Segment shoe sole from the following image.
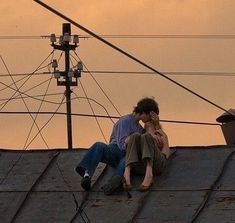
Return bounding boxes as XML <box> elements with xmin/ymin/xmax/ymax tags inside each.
<box><xmin>81</xmin><ymin>177</ymin><xmax>91</xmax><ymax>191</ymax></box>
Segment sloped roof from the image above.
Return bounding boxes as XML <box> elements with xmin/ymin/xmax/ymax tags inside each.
<box><xmin>1</xmin><ymin>146</ymin><xmax>235</xmax><ymax>223</ymax></box>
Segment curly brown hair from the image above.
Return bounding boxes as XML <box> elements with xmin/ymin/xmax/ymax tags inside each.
<box><xmin>133</xmin><ymin>97</ymin><xmax>159</xmax><ymax>115</ymax></box>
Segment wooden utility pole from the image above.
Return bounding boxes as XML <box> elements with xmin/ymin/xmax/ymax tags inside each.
<box><xmin>51</xmin><ymin>23</ymin><xmax>81</xmax><ymax>149</ymax></box>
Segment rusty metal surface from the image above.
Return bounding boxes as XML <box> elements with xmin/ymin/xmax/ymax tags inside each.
<box><xmin>0</xmin><ymin>147</ymin><xmax>235</xmax><ymax>223</ymax></box>
<box><xmin>196</xmin><ymin>191</ymin><xmax>235</xmax><ymax>223</ymax></box>
<box><xmin>155</xmin><ymin>148</ymin><xmax>233</xmax><ymax>191</ymax></box>
<box><xmin>136</xmin><ymin>191</ymin><xmax>206</xmax><ymax>223</ymax></box>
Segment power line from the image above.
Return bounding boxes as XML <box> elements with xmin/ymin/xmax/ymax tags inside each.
<box><xmin>78</xmin><ymin>80</ymin><xmax>108</xmax><ymax>143</ymax></box>
<box><xmin>34</xmin><ymin>0</ymin><xmax>234</xmax><ymax>118</ymax></box>
<box><xmin>0</xmin><ymin>92</ymin><xmax>63</xmax><ymax>103</ymax></box>
<box><xmin>2</xmin><ymin>34</ymin><xmax>235</xmax><ymax>40</ymax></box>
<box><xmin>0</xmin><ymin>71</ymin><xmax>52</xmax><ymax>77</ymax></box>
<box><xmin>23</xmin><ymin>52</ymin><xmax>55</xmax><ymax>149</ymax></box>
<box><xmin>0</xmin><ymin>55</ymin><xmax>49</xmax><ymax>149</ymax></box>
<box><xmin>2</xmin><ymin>70</ymin><xmax>235</xmax><ymax>77</ymax></box>
<box><xmin>73</xmin><ymin>52</ymin><xmax>122</xmax><ymax>116</ymax></box>
<box><xmin>82</xmin><ymin>70</ymin><xmax>235</xmax><ymax>77</ymax></box>
<box><xmin>0</xmin><ymin>78</ymin><xmax>61</xmax><ymax>106</ymax></box>
<box><xmin>0</xmin><ymin>50</ymin><xmax>55</xmax><ymax>110</ymax></box>
<box><xmin>24</xmin><ymin>96</ymin><xmax>65</xmax><ymax>149</ymax></box>
<box><xmin>0</xmin><ymin>111</ymin><xmax>220</xmax><ymax>126</ymax></box>
<box><xmin>0</xmin><ymin>70</ymin><xmax>234</xmax><ymax>77</ymax></box>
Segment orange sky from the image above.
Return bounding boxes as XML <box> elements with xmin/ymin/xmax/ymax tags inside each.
<box><xmin>1</xmin><ymin>0</ymin><xmax>235</xmax><ymax>149</ymax></box>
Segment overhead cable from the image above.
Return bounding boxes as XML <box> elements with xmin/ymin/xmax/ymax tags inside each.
<box><xmin>0</xmin><ymin>55</ymin><xmax>49</xmax><ymax>149</ymax></box>
<box><xmin>2</xmin><ymin>70</ymin><xmax>235</xmax><ymax>77</ymax></box>
<box><xmin>24</xmin><ymin>95</ymin><xmax>65</xmax><ymax>149</ymax></box>
<box><xmin>0</xmin><ymin>111</ymin><xmax>220</xmax><ymax>126</ymax></box>
<box><xmin>0</xmin><ymin>50</ymin><xmax>55</xmax><ymax>110</ymax></box>
<box><xmin>2</xmin><ymin>34</ymin><xmax>235</xmax><ymax>40</ymax></box>
<box><xmin>33</xmin><ymin>0</ymin><xmax>235</xmax><ymax>117</ymax></box>
<box><xmin>23</xmin><ymin>51</ymin><xmax>55</xmax><ymax>149</ymax></box>
<box><xmin>73</xmin><ymin>52</ymin><xmax>122</xmax><ymax>117</ymax></box>
<box><xmin>82</xmin><ymin>70</ymin><xmax>235</xmax><ymax>77</ymax></box>
<box><xmin>77</xmin><ymin>81</ymin><xmax>108</xmax><ymax>143</ymax></box>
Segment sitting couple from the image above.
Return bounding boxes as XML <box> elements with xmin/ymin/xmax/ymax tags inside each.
<box><xmin>75</xmin><ymin>97</ymin><xmax>170</xmax><ymax>194</ymax></box>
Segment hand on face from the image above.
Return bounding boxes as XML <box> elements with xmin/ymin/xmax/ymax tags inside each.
<box><xmin>150</xmin><ymin>111</ymin><xmax>160</xmax><ymax>126</ymax></box>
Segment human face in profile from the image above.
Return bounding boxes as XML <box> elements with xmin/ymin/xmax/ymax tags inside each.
<box><xmin>140</xmin><ymin>112</ymin><xmax>151</xmax><ymax>123</ymax></box>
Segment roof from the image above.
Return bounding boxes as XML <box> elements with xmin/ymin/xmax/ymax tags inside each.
<box><xmin>1</xmin><ymin>146</ymin><xmax>235</xmax><ymax>223</ymax></box>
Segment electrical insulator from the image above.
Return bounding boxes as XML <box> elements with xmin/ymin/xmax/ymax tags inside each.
<box><xmin>52</xmin><ymin>59</ymin><xmax>58</xmax><ymax>68</ymax></box>
<box><xmin>74</xmin><ymin>70</ymin><xmax>81</xmax><ymax>78</ymax></box>
<box><xmin>63</xmin><ymin>33</ymin><xmax>71</xmax><ymax>42</ymax></box>
<box><xmin>59</xmin><ymin>36</ymin><xmax>63</xmax><ymax>44</ymax></box>
<box><xmin>68</xmin><ymin>69</ymin><xmax>74</xmax><ymax>78</ymax></box>
<box><xmin>77</xmin><ymin>61</ymin><xmax>83</xmax><ymax>71</ymax></box>
<box><xmin>50</xmin><ymin>34</ymin><xmax>56</xmax><ymax>43</ymax></box>
<box><xmin>73</xmin><ymin>35</ymin><xmax>79</xmax><ymax>44</ymax></box>
<box><xmin>54</xmin><ymin>70</ymin><xmax>61</xmax><ymax>79</ymax></box>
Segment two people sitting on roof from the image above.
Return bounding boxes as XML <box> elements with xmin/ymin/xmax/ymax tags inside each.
<box><xmin>75</xmin><ymin>97</ymin><xmax>170</xmax><ymax>194</ymax></box>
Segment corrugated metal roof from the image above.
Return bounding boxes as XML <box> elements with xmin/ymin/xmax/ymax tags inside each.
<box><xmin>0</xmin><ymin>146</ymin><xmax>235</xmax><ymax>223</ymax></box>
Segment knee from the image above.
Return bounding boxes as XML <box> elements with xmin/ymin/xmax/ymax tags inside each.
<box><xmin>91</xmin><ymin>142</ymin><xmax>107</xmax><ymax>152</ymax></box>
<box><xmin>130</xmin><ymin>133</ymin><xmax>141</xmax><ymax>140</ymax></box>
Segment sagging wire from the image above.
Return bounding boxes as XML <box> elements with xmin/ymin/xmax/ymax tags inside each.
<box><xmin>23</xmin><ymin>51</ymin><xmax>55</xmax><ymax>149</ymax></box>
<box><xmin>0</xmin><ymin>55</ymin><xmax>49</xmax><ymax>149</ymax></box>
<box><xmin>0</xmin><ymin>54</ymin><xmax>81</xmax><ymax>222</ymax></box>
<box><xmin>72</xmin><ymin>95</ymin><xmax>115</xmax><ymax>124</ymax></box>
<box><xmin>73</xmin><ymin>51</ymin><xmax>122</xmax><ymax>117</ymax></box>
<box><xmin>0</xmin><ymin>71</ymin><xmax>52</xmax><ymax>77</ymax></box>
<box><xmin>0</xmin><ymin>98</ymin><xmax>64</xmax><ymax>189</ymax></box>
<box><xmin>3</xmin><ymin>70</ymin><xmax>235</xmax><ymax>78</ymax></box>
<box><xmin>0</xmin><ymin>73</ymin><xmax>51</xmax><ymax>99</ymax></box>
<box><xmin>74</xmin><ymin>84</ymin><xmax>107</xmax><ymax>143</ymax></box>
<box><xmin>0</xmin><ymin>78</ymin><xmax>63</xmax><ymax>106</ymax></box>
<box><xmin>24</xmin><ymin>95</ymin><xmax>65</xmax><ymax>149</ymax></box>
<box><xmin>0</xmin><ymin>110</ymin><xmax>221</xmax><ymax>126</ymax></box>
<box><xmin>0</xmin><ymin>50</ymin><xmax>55</xmax><ymax>111</ymax></box>
<box><xmin>33</xmin><ymin>0</ymin><xmax>235</xmax><ymax>118</ymax></box>
<box><xmin>0</xmin><ymin>51</ymin><xmax>58</xmax><ymax>186</ymax></box>
<box><xmin>0</xmin><ymin>52</ymin><xmax>64</xmax><ymax>107</ymax></box>
<box><xmin>3</xmin><ymin>34</ymin><xmax>235</xmax><ymax>40</ymax></box>
<box><xmin>0</xmin><ymin>92</ymin><xmax>63</xmax><ymax>103</ymax></box>
<box><xmin>70</xmin><ymin>56</ymin><xmax>109</xmax><ymax>142</ymax></box>
<box><xmin>82</xmin><ymin>70</ymin><xmax>235</xmax><ymax>77</ymax></box>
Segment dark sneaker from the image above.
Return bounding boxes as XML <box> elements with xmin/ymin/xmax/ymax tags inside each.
<box><xmin>102</xmin><ymin>175</ymin><xmax>122</xmax><ymax>195</ymax></box>
<box><xmin>81</xmin><ymin>176</ymin><xmax>91</xmax><ymax>191</ymax></box>
<box><xmin>75</xmin><ymin>166</ymin><xmax>86</xmax><ymax>177</ymax></box>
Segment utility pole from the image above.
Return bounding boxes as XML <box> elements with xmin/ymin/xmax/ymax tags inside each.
<box><xmin>50</xmin><ymin>23</ymin><xmax>83</xmax><ymax>149</ymax></box>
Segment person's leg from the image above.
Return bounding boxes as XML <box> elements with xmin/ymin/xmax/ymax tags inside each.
<box><xmin>125</xmin><ymin>133</ymin><xmax>141</xmax><ymax>166</ymax></box>
<box><xmin>76</xmin><ymin>142</ymin><xmax>123</xmax><ymax>191</ymax></box>
<box><xmin>77</xmin><ymin>142</ymin><xmax>124</xmax><ymax>176</ymax></box>
<box><xmin>140</xmin><ymin>133</ymin><xmax>155</xmax><ymax>166</ymax></box>
<box><xmin>123</xmin><ymin>165</ymin><xmax>131</xmax><ymax>186</ymax></box>
<box><xmin>76</xmin><ymin>142</ymin><xmax>109</xmax><ymax>177</ymax></box>
<box><xmin>141</xmin><ymin>133</ymin><xmax>167</xmax><ymax>175</ymax></box>
<box><xmin>114</xmin><ymin>156</ymin><xmax>125</xmax><ymax>177</ymax></box>
<box><xmin>140</xmin><ymin>161</ymin><xmax>153</xmax><ymax>191</ymax></box>
<box><xmin>139</xmin><ymin>133</ymin><xmax>155</xmax><ymax>191</ymax></box>
<box><xmin>123</xmin><ymin>133</ymin><xmax>141</xmax><ymax>186</ymax></box>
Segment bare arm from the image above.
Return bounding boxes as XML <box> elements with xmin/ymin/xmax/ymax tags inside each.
<box><xmin>155</xmin><ymin>129</ymin><xmax>170</xmax><ymax>159</ymax></box>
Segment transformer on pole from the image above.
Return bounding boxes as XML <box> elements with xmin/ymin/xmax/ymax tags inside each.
<box><xmin>50</xmin><ymin>23</ymin><xmax>83</xmax><ymax>149</ymax></box>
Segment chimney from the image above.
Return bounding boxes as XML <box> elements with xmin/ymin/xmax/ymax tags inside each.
<box><xmin>216</xmin><ymin>108</ymin><xmax>235</xmax><ymax>145</ymax></box>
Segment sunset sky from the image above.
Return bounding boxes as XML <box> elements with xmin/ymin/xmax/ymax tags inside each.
<box><xmin>0</xmin><ymin>0</ymin><xmax>235</xmax><ymax>149</ymax></box>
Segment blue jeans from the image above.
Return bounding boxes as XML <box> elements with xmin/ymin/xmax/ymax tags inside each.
<box><xmin>78</xmin><ymin>142</ymin><xmax>125</xmax><ymax>178</ymax></box>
